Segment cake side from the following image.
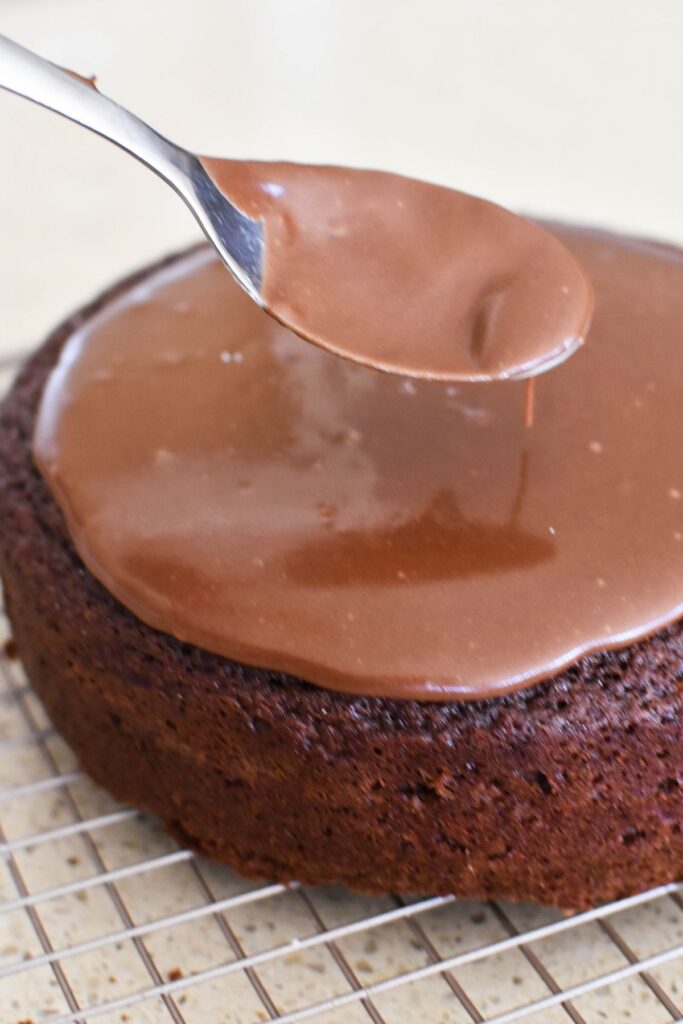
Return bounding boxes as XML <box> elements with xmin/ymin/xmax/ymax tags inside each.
<box><xmin>0</xmin><ymin>247</ymin><xmax>681</xmax><ymax>909</ymax></box>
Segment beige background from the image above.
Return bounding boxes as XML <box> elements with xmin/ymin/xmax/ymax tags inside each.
<box><xmin>0</xmin><ymin>0</ymin><xmax>682</xmax><ymax>358</ymax></box>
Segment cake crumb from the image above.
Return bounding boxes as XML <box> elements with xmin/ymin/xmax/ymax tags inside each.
<box><xmin>168</xmin><ymin>967</ymin><xmax>184</xmax><ymax>981</ymax></box>
<box><xmin>428</xmin><ymin>769</ymin><xmax>452</xmax><ymax>797</ymax></box>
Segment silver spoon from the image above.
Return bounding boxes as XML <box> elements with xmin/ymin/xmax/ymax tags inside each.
<box><xmin>0</xmin><ymin>33</ymin><xmax>264</xmax><ymax>301</ymax></box>
<box><xmin>0</xmin><ymin>34</ymin><xmax>592</xmax><ymax>395</ymax></box>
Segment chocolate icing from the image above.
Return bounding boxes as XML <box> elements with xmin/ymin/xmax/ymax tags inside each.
<box><xmin>34</xmin><ymin>226</ymin><xmax>683</xmax><ymax>701</ymax></box>
<box><xmin>60</xmin><ymin>66</ymin><xmax>98</xmax><ymax>90</ymax></box>
<box><xmin>201</xmin><ymin>160</ymin><xmax>594</xmax><ymax>381</ymax></box>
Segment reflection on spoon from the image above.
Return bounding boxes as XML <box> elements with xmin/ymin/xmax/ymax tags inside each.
<box><xmin>202</xmin><ymin>158</ymin><xmax>594</xmax><ymax>383</ymax></box>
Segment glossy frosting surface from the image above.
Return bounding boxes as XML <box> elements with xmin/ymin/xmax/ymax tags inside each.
<box><xmin>34</xmin><ymin>227</ymin><xmax>683</xmax><ymax>700</ymax></box>
<box><xmin>202</xmin><ymin>159</ymin><xmax>593</xmax><ymax>381</ymax></box>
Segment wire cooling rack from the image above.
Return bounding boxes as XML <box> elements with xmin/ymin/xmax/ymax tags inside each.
<box><xmin>0</xmin><ymin>354</ymin><xmax>682</xmax><ymax>1024</ymax></box>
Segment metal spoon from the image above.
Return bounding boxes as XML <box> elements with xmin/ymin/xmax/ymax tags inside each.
<box><xmin>0</xmin><ymin>33</ymin><xmax>264</xmax><ymax>301</ymax></box>
<box><xmin>0</xmin><ymin>34</ymin><xmax>592</xmax><ymax>392</ymax></box>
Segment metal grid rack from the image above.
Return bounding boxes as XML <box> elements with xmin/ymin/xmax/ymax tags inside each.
<box><xmin>0</xmin><ymin>352</ymin><xmax>682</xmax><ymax>1024</ymax></box>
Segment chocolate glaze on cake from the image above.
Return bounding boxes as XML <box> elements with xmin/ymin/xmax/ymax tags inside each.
<box><xmin>33</xmin><ymin>226</ymin><xmax>683</xmax><ymax>700</ymax></box>
<box><xmin>0</xmin><ymin>239</ymin><xmax>682</xmax><ymax>908</ymax></box>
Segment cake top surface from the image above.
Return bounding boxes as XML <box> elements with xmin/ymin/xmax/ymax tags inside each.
<box><xmin>33</xmin><ymin>225</ymin><xmax>683</xmax><ymax>700</ymax></box>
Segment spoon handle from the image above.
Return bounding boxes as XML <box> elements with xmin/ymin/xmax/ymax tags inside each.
<box><xmin>0</xmin><ymin>33</ymin><xmax>192</xmax><ymax>187</ymax></box>
<box><xmin>0</xmin><ymin>34</ymin><xmax>263</xmax><ymax>295</ymax></box>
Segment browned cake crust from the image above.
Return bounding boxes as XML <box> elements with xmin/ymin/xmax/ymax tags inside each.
<box><xmin>0</xmin><ymin>248</ymin><xmax>681</xmax><ymax>909</ymax></box>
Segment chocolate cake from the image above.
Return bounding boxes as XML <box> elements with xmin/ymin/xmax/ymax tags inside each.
<box><xmin>0</xmin><ymin>232</ymin><xmax>682</xmax><ymax>910</ymax></box>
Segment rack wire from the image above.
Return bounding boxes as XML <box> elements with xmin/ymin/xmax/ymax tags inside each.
<box><xmin>0</xmin><ymin>352</ymin><xmax>682</xmax><ymax>1024</ymax></box>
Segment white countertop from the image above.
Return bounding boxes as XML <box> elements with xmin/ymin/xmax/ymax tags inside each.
<box><xmin>0</xmin><ymin>0</ymin><xmax>682</xmax><ymax>357</ymax></box>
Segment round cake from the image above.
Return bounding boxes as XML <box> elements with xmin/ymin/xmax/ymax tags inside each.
<box><xmin>0</xmin><ymin>228</ymin><xmax>681</xmax><ymax>910</ymax></box>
